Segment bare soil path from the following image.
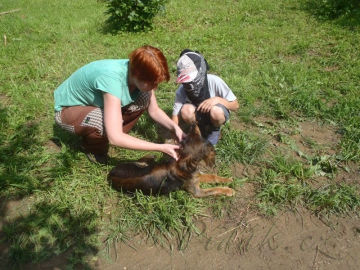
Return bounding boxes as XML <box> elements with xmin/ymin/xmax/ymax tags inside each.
<box><xmin>96</xmin><ymin>208</ymin><xmax>360</xmax><ymax>270</ymax></box>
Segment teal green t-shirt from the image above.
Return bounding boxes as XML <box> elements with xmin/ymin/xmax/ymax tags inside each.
<box><xmin>54</xmin><ymin>59</ymin><xmax>138</xmax><ymax>111</ymax></box>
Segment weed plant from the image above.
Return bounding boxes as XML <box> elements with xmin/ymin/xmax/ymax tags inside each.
<box><xmin>0</xmin><ymin>0</ymin><xmax>359</xmax><ymax>267</ymax></box>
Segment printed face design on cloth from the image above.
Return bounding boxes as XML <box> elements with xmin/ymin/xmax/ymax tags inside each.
<box><xmin>176</xmin><ymin>52</ymin><xmax>208</xmax><ymax>97</ymax></box>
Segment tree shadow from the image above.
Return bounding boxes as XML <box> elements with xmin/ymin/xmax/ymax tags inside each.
<box><xmin>0</xmin><ymin>113</ymin><xmax>82</xmax><ymax>200</ymax></box>
<box><xmin>0</xmin><ymin>113</ymin><xmax>52</xmax><ymax>200</ymax></box>
<box><xmin>301</xmin><ymin>0</ymin><xmax>360</xmax><ymax>29</ymax></box>
<box><xmin>0</xmin><ymin>105</ymin><xmax>100</xmax><ymax>268</ymax></box>
<box><xmin>1</xmin><ymin>201</ymin><xmax>98</xmax><ymax>269</ymax></box>
<box><xmin>100</xmin><ymin>20</ymin><xmax>127</xmax><ymax>35</ymax></box>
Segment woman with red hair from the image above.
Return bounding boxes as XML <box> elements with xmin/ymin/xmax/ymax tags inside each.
<box><xmin>54</xmin><ymin>45</ymin><xmax>184</xmax><ymax>164</ymax></box>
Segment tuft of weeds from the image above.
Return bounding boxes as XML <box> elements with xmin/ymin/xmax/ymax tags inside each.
<box><xmin>256</xmin><ymin>165</ymin><xmax>307</xmax><ymax>215</ymax></box>
<box><xmin>269</xmin><ymin>155</ymin><xmax>315</xmax><ymax>180</ymax></box>
<box><xmin>306</xmin><ymin>184</ymin><xmax>360</xmax><ymax>215</ymax></box>
<box><xmin>216</xmin><ymin>124</ymin><xmax>268</xmax><ymax>165</ymax></box>
<box><xmin>255</xmin><ymin>155</ymin><xmax>360</xmax><ymax>216</ymax></box>
<box><xmin>105</xmin><ymin>191</ymin><xmax>204</xmax><ymax>250</ymax></box>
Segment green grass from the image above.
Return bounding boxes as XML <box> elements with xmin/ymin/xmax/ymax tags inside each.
<box><xmin>0</xmin><ymin>0</ymin><xmax>359</xmax><ymax>268</ymax></box>
<box><xmin>255</xmin><ymin>154</ymin><xmax>359</xmax><ymax>215</ymax></box>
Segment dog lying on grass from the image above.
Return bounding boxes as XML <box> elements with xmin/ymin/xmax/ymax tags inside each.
<box><xmin>108</xmin><ymin>124</ymin><xmax>235</xmax><ymax>197</ymax></box>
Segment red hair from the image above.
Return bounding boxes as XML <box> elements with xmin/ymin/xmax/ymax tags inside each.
<box><xmin>129</xmin><ymin>45</ymin><xmax>170</xmax><ymax>85</ymax></box>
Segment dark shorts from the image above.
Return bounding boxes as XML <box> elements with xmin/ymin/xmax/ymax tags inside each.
<box><xmin>194</xmin><ymin>103</ymin><xmax>230</xmax><ymax>138</ymax></box>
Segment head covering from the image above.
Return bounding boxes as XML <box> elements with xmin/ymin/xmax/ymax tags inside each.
<box><xmin>176</xmin><ymin>49</ymin><xmax>215</xmax><ymax>138</ymax></box>
<box><xmin>176</xmin><ymin>54</ymin><xmax>198</xmax><ymax>84</ymax></box>
<box><xmin>176</xmin><ymin>49</ymin><xmax>210</xmax><ymax>106</ymax></box>
<box><xmin>176</xmin><ymin>50</ymin><xmax>209</xmax><ymax>83</ymax></box>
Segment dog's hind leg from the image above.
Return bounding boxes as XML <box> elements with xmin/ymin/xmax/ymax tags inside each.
<box><xmin>185</xmin><ymin>181</ymin><xmax>235</xmax><ymax>197</ymax></box>
<box><xmin>190</xmin><ymin>186</ymin><xmax>235</xmax><ymax>197</ymax></box>
<box><xmin>196</xmin><ymin>173</ymin><xmax>233</xmax><ymax>184</ymax></box>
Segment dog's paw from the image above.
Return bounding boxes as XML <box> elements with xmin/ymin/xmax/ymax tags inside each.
<box><xmin>224</xmin><ymin>187</ymin><xmax>235</xmax><ymax>196</ymax></box>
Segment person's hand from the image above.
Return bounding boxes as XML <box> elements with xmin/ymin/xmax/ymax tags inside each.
<box><xmin>173</xmin><ymin>125</ymin><xmax>186</xmax><ymax>142</ymax></box>
<box><xmin>197</xmin><ymin>97</ymin><xmax>220</xmax><ymax>113</ymax></box>
<box><xmin>160</xmin><ymin>143</ymin><xmax>180</xmax><ymax>160</ymax></box>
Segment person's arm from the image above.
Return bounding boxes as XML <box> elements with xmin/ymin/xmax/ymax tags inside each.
<box><xmin>198</xmin><ymin>75</ymin><xmax>239</xmax><ymax>113</ymax></box>
<box><xmin>172</xmin><ymin>115</ymin><xmax>179</xmax><ymax>125</ymax></box>
<box><xmin>103</xmin><ymin>92</ymin><xmax>180</xmax><ymax>159</ymax></box>
<box><xmin>197</xmin><ymin>97</ymin><xmax>239</xmax><ymax>113</ymax></box>
<box><xmin>147</xmin><ymin>90</ymin><xmax>184</xmax><ymax>141</ymax></box>
<box><xmin>171</xmin><ymin>87</ymin><xmax>185</xmax><ymax>126</ymax></box>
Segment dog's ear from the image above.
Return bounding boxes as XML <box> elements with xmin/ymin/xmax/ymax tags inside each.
<box><xmin>189</xmin><ymin>123</ymin><xmax>201</xmax><ymax>137</ymax></box>
<box><xmin>194</xmin><ymin>124</ymin><xmax>202</xmax><ymax>136</ymax></box>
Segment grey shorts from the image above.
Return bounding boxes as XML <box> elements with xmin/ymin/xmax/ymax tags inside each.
<box><xmin>187</xmin><ymin>103</ymin><xmax>230</xmax><ymax>123</ymax></box>
<box><xmin>215</xmin><ymin>103</ymin><xmax>230</xmax><ymax>122</ymax></box>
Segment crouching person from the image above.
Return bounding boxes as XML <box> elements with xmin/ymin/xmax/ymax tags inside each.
<box><xmin>54</xmin><ymin>45</ymin><xmax>184</xmax><ymax>164</ymax></box>
<box><xmin>172</xmin><ymin>49</ymin><xmax>239</xmax><ymax>145</ymax></box>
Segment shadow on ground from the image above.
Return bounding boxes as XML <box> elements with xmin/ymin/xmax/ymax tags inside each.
<box><xmin>0</xmin><ymin>105</ymin><xmax>100</xmax><ymax>269</ymax></box>
<box><xmin>301</xmin><ymin>0</ymin><xmax>360</xmax><ymax>29</ymax></box>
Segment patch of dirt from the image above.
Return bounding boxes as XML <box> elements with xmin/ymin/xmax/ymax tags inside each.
<box><xmin>231</xmin><ymin>163</ymin><xmax>260</xmax><ymax>179</ymax></box>
<box><xmin>0</xmin><ymin>93</ymin><xmax>10</xmax><ymax>104</ymax></box>
<box><xmin>0</xmin><ymin>197</ymin><xmax>34</xmax><ymax>231</ymax></box>
<box><xmin>45</xmin><ymin>139</ymin><xmax>62</xmax><ymax>153</ymax></box>
<box><xmin>91</xmin><ymin>209</ymin><xmax>360</xmax><ymax>270</ymax></box>
<box><xmin>334</xmin><ymin>161</ymin><xmax>360</xmax><ymax>185</ymax></box>
<box><xmin>233</xmin><ymin>117</ymin><xmax>343</xmax><ymax>163</ymax></box>
<box><xmin>324</xmin><ymin>66</ymin><xmax>339</xmax><ymax>72</ymax></box>
<box><xmin>292</xmin><ymin>120</ymin><xmax>340</xmax><ymax>156</ymax></box>
<box><xmin>283</xmin><ymin>54</ymin><xmax>300</xmax><ymax>63</ymax></box>
<box><xmin>0</xmin><ymin>197</ymin><xmax>35</xmax><ymax>267</ymax></box>
<box><xmin>231</xmin><ymin>118</ymin><xmax>250</xmax><ymax>131</ymax></box>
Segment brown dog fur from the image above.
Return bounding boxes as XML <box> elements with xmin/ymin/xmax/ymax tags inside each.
<box><xmin>108</xmin><ymin>124</ymin><xmax>235</xmax><ymax>198</ymax></box>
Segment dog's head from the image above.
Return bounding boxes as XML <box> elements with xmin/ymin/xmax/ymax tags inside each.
<box><xmin>177</xmin><ymin>124</ymin><xmax>215</xmax><ymax>170</ymax></box>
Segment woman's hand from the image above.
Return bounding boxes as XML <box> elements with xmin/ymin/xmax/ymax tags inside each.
<box><xmin>173</xmin><ymin>124</ymin><xmax>186</xmax><ymax>142</ymax></box>
<box><xmin>159</xmin><ymin>143</ymin><xmax>180</xmax><ymax>160</ymax></box>
<box><xmin>148</xmin><ymin>90</ymin><xmax>186</xmax><ymax>142</ymax></box>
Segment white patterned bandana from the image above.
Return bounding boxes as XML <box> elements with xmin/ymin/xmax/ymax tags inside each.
<box><xmin>176</xmin><ymin>50</ymin><xmax>209</xmax><ymax>106</ymax></box>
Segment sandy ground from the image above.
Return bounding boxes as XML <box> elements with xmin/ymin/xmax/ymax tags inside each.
<box><xmin>2</xmin><ymin>198</ymin><xmax>359</xmax><ymax>270</ymax></box>
<box><xmin>95</xmin><ymin>207</ymin><xmax>360</xmax><ymax>270</ymax></box>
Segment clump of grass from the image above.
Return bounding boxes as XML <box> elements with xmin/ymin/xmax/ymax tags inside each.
<box><xmin>256</xmin><ymin>164</ymin><xmax>307</xmax><ymax>215</ymax></box>
<box><xmin>306</xmin><ymin>184</ymin><xmax>360</xmax><ymax>215</ymax></box>
<box><xmin>327</xmin><ymin>96</ymin><xmax>360</xmax><ymax>162</ymax></box>
<box><xmin>105</xmin><ymin>191</ymin><xmax>204</xmax><ymax>250</ymax></box>
<box><xmin>257</xmin><ymin>180</ymin><xmax>305</xmax><ymax>215</ymax></box>
<box><xmin>255</xmin><ymin>155</ymin><xmax>360</xmax><ymax>216</ymax></box>
<box><xmin>216</xmin><ymin>125</ymin><xmax>268</xmax><ymax>165</ymax></box>
<box><xmin>269</xmin><ymin>155</ymin><xmax>315</xmax><ymax>180</ymax></box>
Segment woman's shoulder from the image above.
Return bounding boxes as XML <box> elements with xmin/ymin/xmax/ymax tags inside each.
<box><xmin>88</xmin><ymin>59</ymin><xmax>129</xmax><ymax>70</ymax></box>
